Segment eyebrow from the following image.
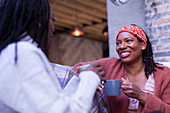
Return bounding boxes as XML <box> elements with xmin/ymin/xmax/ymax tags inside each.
<box><xmin>117</xmin><ymin>37</ymin><xmax>133</xmax><ymax>40</ymax></box>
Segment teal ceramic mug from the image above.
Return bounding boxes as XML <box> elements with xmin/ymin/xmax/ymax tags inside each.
<box><xmin>79</xmin><ymin>64</ymin><xmax>90</xmax><ymax>70</ymax></box>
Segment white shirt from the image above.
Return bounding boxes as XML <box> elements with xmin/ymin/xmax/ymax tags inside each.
<box><xmin>127</xmin><ymin>73</ymin><xmax>155</xmax><ymax>113</ymax></box>
<box><xmin>0</xmin><ymin>35</ymin><xmax>100</xmax><ymax>113</ymax></box>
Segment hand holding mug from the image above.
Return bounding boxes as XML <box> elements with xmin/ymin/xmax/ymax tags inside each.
<box><xmin>121</xmin><ymin>78</ymin><xmax>147</xmax><ymax>104</ymax></box>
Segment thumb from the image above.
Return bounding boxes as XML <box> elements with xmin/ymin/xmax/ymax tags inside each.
<box><xmin>77</xmin><ymin>67</ymin><xmax>83</xmax><ymax>74</ymax></box>
<box><xmin>121</xmin><ymin>78</ymin><xmax>127</xmax><ymax>82</ymax></box>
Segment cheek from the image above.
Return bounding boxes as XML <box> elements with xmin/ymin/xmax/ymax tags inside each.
<box><xmin>116</xmin><ymin>47</ymin><xmax>119</xmax><ymax>53</ymax></box>
<box><xmin>49</xmin><ymin>21</ymin><xmax>53</xmax><ymax>30</ymax></box>
<box><xmin>48</xmin><ymin>21</ymin><xmax>54</xmax><ymax>35</ymax></box>
<box><xmin>133</xmin><ymin>46</ymin><xmax>143</xmax><ymax>56</ymax></box>
<box><xmin>134</xmin><ymin>43</ymin><xmax>142</xmax><ymax>50</ymax></box>
<box><xmin>50</xmin><ymin>20</ymin><xmax>54</xmax><ymax>30</ymax></box>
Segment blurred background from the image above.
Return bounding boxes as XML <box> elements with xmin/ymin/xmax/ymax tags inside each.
<box><xmin>49</xmin><ymin>0</ymin><xmax>170</xmax><ymax>66</ymax></box>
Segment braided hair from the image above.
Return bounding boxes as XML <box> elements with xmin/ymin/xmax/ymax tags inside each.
<box><xmin>131</xmin><ymin>24</ymin><xmax>163</xmax><ymax>78</ymax></box>
<box><xmin>0</xmin><ymin>0</ymin><xmax>50</xmax><ymax>58</ymax></box>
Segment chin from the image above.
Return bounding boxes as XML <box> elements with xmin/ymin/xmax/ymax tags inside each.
<box><xmin>120</xmin><ymin>58</ymin><xmax>131</xmax><ymax>64</ymax></box>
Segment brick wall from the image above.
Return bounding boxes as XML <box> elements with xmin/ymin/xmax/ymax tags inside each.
<box><xmin>145</xmin><ymin>0</ymin><xmax>170</xmax><ymax>62</ymax></box>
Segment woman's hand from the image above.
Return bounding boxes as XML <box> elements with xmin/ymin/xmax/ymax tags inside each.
<box><xmin>77</xmin><ymin>62</ymin><xmax>106</xmax><ymax>83</ymax></box>
<box><xmin>121</xmin><ymin>78</ymin><xmax>147</xmax><ymax>104</ymax></box>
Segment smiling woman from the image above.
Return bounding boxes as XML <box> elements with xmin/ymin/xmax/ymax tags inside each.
<box><xmin>116</xmin><ymin>32</ymin><xmax>146</xmax><ymax>64</ymax></box>
<box><xmin>72</xmin><ymin>24</ymin><xmax>170</xmax><ymax>113</ymax></box>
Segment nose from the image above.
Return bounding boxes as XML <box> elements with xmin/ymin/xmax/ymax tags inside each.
<box><xmin>119</xmin><ymin>42</ymin><xmax>127</xmax><ymax>49</ymax></box>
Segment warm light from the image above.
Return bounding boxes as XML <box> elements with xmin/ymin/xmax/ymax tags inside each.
<box><xmin>71</xmin><ymin>26</ymin><xmax>84</xmax><ymax>37</ymax></box>
<box><xmin>103</xmin><ymin>31</ymin><xmax>108</xmax><ymax>36</ymax></box>
<box><xmin>102</xmin><ymin>25</ymin><xmax>108</xmax><ymax>36</ymax></box>
<box><xmin>71</xmin><ymin>2</ymin><xmax>84</xmax><ymax>37</ymax></box>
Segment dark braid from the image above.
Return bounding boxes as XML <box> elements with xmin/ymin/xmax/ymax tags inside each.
<box><xmin>0</xmin><ymin>0</ymin><xmax>50</xmax><ymax>58</ymax></box>
<box><xmin>131</xmin><ymin>24</ymin><xmax>163</xmax><ymax>79</ymax></box>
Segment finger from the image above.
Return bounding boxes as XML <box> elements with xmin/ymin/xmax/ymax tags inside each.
<box><xmin>121</xmin><ymin>84</ymin><xmax>133</xmax><ymax>91</ymax></box>
<box><xmin>121</xmin><ymin>78</ymin><xmax>129</xmax><ymax>85</ymax></box>
<box><xmin>121</xmin><ymin>78</ymin><xmax>127</xmax><ymax>82</ymax></box>
<box><xmin>121</xmin><ymin>82</ymin><xmax>129</xmax><ymax>86</ymax></box>
<box><xmin>101</xmin><ymin>77</ymin><xmax>106</xmax><ymax>82</ymax></box>
<box><xmin>99</xmin><ymin>83</ymin><xmax>104</xmax><ymax>89</ymax></box>
<box><xmin>121</xmin><ymin>85</ymin><xmax>129</xmax><ymax>89</ymax></box>
<box><xmin>123</xmin><ymin>88</ymin><xmax>133</xmax><ymax>93</ymax></box>
<box><xmin>101</xmin><ymin>80</ymin><xmax>105</xmax><ymax>85</ymax></box>
<box><xmin>99</xmin><ymin>71</ymin><xmax>105</xmax><ymax>77</ymax></box>
<box><xmin>91</xmin><ymin>61</ymin><xmax>100</xmax><ymax>67</ymax></box>
<box><xmin>97</xmin><ymin>66</ymin><xmax>102</xmax><ymax>72</ymax></box>
<box><xmin>77</xmin><ymin>67</ymin><xmax>83</xmax><ymax>73</ymax></box>
<box><xmin>100</xmin><ymin>71</ymin><xmax>105</xmax><ymax>77</ymax></box>
<box><xmin>97</xmin><ymin>86</ymin><xmax>103</xmax><ymax>92</ymax></box>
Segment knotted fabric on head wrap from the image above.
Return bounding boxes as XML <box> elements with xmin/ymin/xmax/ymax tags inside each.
<box><xmin>116</xmin><ymin>25</ymin><xmax>147</xmax><ymax>44</ymax></box>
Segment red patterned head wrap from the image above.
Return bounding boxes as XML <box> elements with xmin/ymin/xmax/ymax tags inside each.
<box><xmin>116</xmin><ymin>25</ymin><xmax>147</xmax><ymax>44</ymax></box>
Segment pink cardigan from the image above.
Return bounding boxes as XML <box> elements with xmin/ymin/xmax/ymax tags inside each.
<box><xmin>73</xmin><ymin>57</ymin><xmax>170</xmax><ymax>113</ymax></box>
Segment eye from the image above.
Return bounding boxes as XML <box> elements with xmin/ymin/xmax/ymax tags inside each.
<box><xmin>116</xmin><ymin>41</ymin><xmax>121</xmax><ymax>46</ymax></box>
<box><xmin>126</xmin><ymin>39</ymin><xmax>132</xmax><ymax>43</ymax></box>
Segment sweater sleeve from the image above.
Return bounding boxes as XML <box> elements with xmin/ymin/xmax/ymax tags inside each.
<box><xmin>72</xmin><ymin>57</ymin><xmax>112</xmax><ymax>73</ymax></box>
<box><xmin>0</xmin><ymin>42</ymin><xmax>100</xmax><ymax>113</ymax></box>
<box><xmin>141</xmin><ymin>92</ymin><xmax>170</xmax><ymax>113</ymax></box>
<box><xmin>139</xmin><ymin>67</ymin><xmax>170</xmax><ymax>113</ymax></box>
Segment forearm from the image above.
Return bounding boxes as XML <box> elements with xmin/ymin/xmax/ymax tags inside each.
<box><xmin>73</xmin><ymin>71</ymin><xmax>100</xmax><ymax>110</ymax></box>
<box><xmin>142</xmin><ymin>93</ymin><xmax>170</xmax><ymax>112</ymax></box>
<box><xmin>10</xmin><ymin>71</ymin><xmax>99</xmax><ymax>113</ymax></box>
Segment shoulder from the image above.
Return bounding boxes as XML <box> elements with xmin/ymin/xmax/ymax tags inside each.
<box><xmin>99</xmin><ymin>57</ymin><xmax>118</xmax><ymax>61</ymax></box>
<box><xmin>2</xmin><ymin>40</ymin><xmax>45</xmax><ymax>64</ymax></box>
<box><xmin>157</xmin><ymin>62</ymin><xmax>170</xmax><ymax>68</ymax></box>
<box><xmin>1</xmin><ymin>41</ymin><xmax>38</xmax><ymax>58</ymax></box>
<box><xmin>99</xmin><ymin>57</ymin><xmax>121</xmax><ymax>65</ymax></box>
<box><xmin>17</xmin><ymin>41</ymin><xmax>39</xmax><ymax>52</ymax></box>
<box><xmin>155</xmin><ymin>64</ymin><xmax>170</xmax><ymax>73</ymax></box>
<box><xmin>154</xmin><ymin>64</ymin><xmax>170</xmax><ymax>82</ymax></box>
<box><xmin>17</xmin><ymin>41</ymin><xmax>46</xmax><ymax>62</ymax></box>
<box><xmin>4</xmin><ymin>41</ymin><xmax>39</xmax><ymax>53</ymax></box>
<box><xmin>15</xmin><ymin>40</ymin><xmax>46</xmax><ymax>59</ymax></box>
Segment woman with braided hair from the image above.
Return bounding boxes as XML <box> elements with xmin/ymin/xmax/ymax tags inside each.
<box><xmin>0</xmin><ymin>0</ymin><xmax>105</xmax><ymax>113</ymax></box>
<box><xmin>73</xmin><ymin>24</ymin><xmax>170</xmax><ymax>113</ymax></box>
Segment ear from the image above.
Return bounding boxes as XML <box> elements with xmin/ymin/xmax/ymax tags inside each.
<box><xmin>141</xmin><ymin>41</ymin><xmax>147</xmax><ymax>50</ymax></box>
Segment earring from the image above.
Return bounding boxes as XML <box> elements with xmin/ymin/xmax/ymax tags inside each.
<box><xmin>143</xmin><ymin>57</ymin><xmax>146</xmax><ymax>62</ymax></box>
<box><xmin>38</xmin><ymin>23</ymin><xmax>41</xmax><ymax>27</ymax></box>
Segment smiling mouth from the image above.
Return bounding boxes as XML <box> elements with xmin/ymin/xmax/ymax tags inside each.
<box><xmin>120</xmin><ymin>52</ymin><xmax>130</xmax><ymax>57</ymax></box>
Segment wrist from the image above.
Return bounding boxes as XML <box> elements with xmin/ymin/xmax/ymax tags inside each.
<box><xmin>79</xmin><ymin>71</ymin><xmax>100</xmax><ymax>84</ymax></box>
<box><xmin>138</xmin><ymin>92</ymin><xmax>147</xmax><ymax>105</ymax></box>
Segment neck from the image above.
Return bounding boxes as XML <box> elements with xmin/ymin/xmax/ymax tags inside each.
<box><xmin>125</xmin><ymin>61</ymin><xmax>145</xmax><ymax>76</ymax></box>
<box><xmin>125</xmin><ymin>62</ymin><xmax>147</xmax><ymax>89</ymax></box>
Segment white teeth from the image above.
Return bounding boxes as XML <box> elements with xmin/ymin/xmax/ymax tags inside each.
<box><xmin>121</xmin><ymin>52</ymin><xmax>130</xmax><ymax>56</ymax></box>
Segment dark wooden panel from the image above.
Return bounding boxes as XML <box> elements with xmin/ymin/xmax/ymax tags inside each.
<box><xmin>48</xmin><ymin>33</ymin><xmax>103</xmax><ymax>66</ymax></box>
